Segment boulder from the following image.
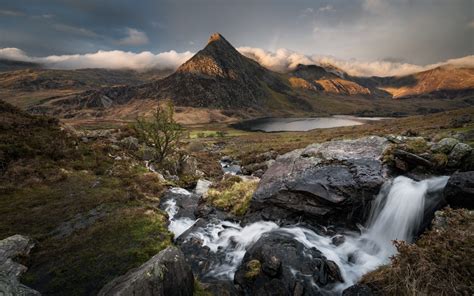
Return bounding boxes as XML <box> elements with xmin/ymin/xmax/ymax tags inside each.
<box><xmin>431</xmin><ymin>138</ymin><xmax>459</xmax><ymax>154</ymax></box>
<box><xmin>234</xmin><ymin>232</ymin><xmax>343</xmax><ymax>296</ymax></box>
<box><xmin>120</xmin><ymin>136</ymin><xmax>139</xmax><ymax>150</ymax></box>
<box><xmin>342</xmin><ymin>284</ymin><xmax>373</xmax><ymax>296</ymax></box>
<box><xmin>444</xmin><ymin>171</ymin><xmax>474</xmax><ymax>209</ymax></box>
<box><xmin>0</xmin><ymin>235</ymin><xmax>40</xmax><ymax>295</ymax></box>
<box><xmin>447</xmin><ymin>143</ymin><xmax>472</xmax><ymax>167</ymax></box>
<box><xmin>246</xmin><ymin>136</ymin><xmax>390</xmax><ymax>226</ymax></box>
<box><xmin>180</xmin><ymin>155</ymin><xmax>199</xmax><ymax>176</ymax></box>
<box><xmin>98</xmin><ymin>246</ymin><xmax>194</xmax><ymax>296</ymax></box>
<box><xmin>160</xmin><ymin>188</ymin><xmax>199</xmax><ymax>220</ymax></box>
<box><xmin>195</xmin><ymin>179</ymin><xmax>212</xmax><ymax>197</ymax></box>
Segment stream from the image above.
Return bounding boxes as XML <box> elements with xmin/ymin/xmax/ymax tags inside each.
<box><xmin>163</xmin><ymin>175</ymin><xmax>449</xmax><ymax>294</ymax></box>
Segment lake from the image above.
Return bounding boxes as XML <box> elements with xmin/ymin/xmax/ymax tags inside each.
<box><xmin>233</xmin><ymin>116</ymin><xmax>388</xmax><ymax>132</ymax></box>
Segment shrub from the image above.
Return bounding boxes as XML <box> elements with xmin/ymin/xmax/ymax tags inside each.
<box><xmin>134</xmin><ymin>101</ymin><xmax>184</xmax><ymax>163</ymax></box>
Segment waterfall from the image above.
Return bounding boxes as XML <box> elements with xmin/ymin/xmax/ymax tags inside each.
<box><xmin>363</xmin><ymin>175</ymin><xmax>449</xmax><ymax>258</ymax></box>
<box><xmin>163</xmin><ymin>176</ymin><xmax>449</xmax><ymax>293</ymax></box>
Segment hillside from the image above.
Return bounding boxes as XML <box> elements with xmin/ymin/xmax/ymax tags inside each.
<box><xmin>0</xmin><ymin>68</ymin><xmax>172</xmax><ymax>109</ymax></box>
<box><xmin>378</xmin><ymin>66</ymin><xmax>474</xmax><ymax>99</ymax></box>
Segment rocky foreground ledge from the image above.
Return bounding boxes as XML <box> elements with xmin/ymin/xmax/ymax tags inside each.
<box><xmin>0</xmin><ymin>235</ymin><xmax>40</xmax><ymax>295</ymax></box>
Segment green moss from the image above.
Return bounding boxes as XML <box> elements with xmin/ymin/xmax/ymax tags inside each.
<box><xmin>22</xmin><ymin>207</ymin><xmax>172</xmax><ymax>296</ymax></box>
<box><xmin>404</xmin><ymin>138</ymin><xmax>429</xmax><ymax>154</ymax></box>
<box><xmin>244</xmin><ymin>259</ymin><xmax>262</xmax><ymax>279</ymax></box>
<box><xmin>206</xmin><ymin>179</ymin><xmax>258</xmax><ymax>216</ymax></box>
<box><xmin>193</xmin><ymin>280</ymin><xmax>213</xmax><ymax>296</ymax></box>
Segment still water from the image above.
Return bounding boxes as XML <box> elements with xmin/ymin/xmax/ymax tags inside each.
<box><xmin>234</xmin><ymin>116</ymin><xmax>388</xmax><ymax>132</ymax></box>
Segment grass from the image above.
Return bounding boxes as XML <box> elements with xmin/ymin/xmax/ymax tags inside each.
<box><xmin>362</xmin><ymin>208</ymin><xmax>474</xmax><ymax>296</ymax></box>
<box><xmin>206</xmin><ymin>177</ymin><xmax>259</xmax><ymax>216</ymax></box>
<box><xmin>0</xmin><ymin>100</ymin><xmax>172</xmax><ymax>295</ymax></box>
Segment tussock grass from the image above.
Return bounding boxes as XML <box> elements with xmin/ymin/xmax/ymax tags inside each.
<box><xmin>362</xmin><ymin>209</ymin><xmax>474</xmax><ymax>296</ymax></box>
<box><xmin>206</xmin><ymin>177</ymin><xmax>259</xmax><ymax>216</ymax></box>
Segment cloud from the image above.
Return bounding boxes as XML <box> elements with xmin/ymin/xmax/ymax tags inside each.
<box><xmin>363</xmin><ymin>0</ymin><xmax>389</xmax><ymax>14</ymax></box>
<box><xmin>1</xmin><ymin>46</ymin><xmax>472</xmax><ymax>77</ymax></box>
<box><xmin>0</xmin><ymin>48</ymin><xmax>194</xmax><ymax>71</ymax></box>
<box><xmin>237</xmin><ymin>47</ymin><xmax>474</xmax><ymax>77</ymax></box>
<box><xmin>468</xmin><ymin>20</ymin><xmax>474</xmax><ymax>29</ymax></box>
<box><xmin>0</xmin><ymin>9</ymin><xmax>25</xmax><ymax>17</ymax></box>
<box><xmin>319</xmin><ymin>5</ymin><xmax>334</xmax><ymax>12</ymax></box>
<box><xmin>117</xmin><ymin>28</ymin><xmax>149</xmax><ymax>46</ymax></box>
<box><xmin>53</xmin><ymin>24</ymin><xmax>100</xmax><ymax>38</ymax></box>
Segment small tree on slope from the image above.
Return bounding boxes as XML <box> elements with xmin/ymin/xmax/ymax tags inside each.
<box><xmin>134</xmin><ymin>101</ymin><xmax>184</xmax><ymax>164</ymax></box>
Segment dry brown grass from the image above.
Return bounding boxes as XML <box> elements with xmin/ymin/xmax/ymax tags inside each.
<box><xmin>362</xmin><ymin>209</ymin><xmax>474</xmax><ymax>296</ymax></box>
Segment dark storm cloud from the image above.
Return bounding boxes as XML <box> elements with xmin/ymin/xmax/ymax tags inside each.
<box><xmin>0</xmin><ymin>0</ymin><xmax>472</xmax><ymax>65</ymax></box>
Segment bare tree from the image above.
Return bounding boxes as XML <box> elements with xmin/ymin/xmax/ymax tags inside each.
<box><xmin>134</xmin><ymin>101</ymin><xmax>184</xmax><ymax>163</ymax></box>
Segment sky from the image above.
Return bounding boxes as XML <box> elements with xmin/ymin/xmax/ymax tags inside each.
<box><xmin>0</xmin><ymin>0</ymin><xmax>473</xmax><ymax>76</ymax></box>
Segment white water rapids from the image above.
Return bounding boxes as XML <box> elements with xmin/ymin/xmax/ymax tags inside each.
<box><xmin>164</xmin><ymin>175</ymin><xmax>449</xmax><ymax>293</ymax></box>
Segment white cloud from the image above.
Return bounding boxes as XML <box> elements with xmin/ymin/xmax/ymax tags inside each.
<box><xmin>319</xmin><ymin>5</ymin><xmax>334</xmax><ymax>12</ymax></box>
<box><xmin>237</xmin><ymin>47</ymin><xmax>474</xmax><ymax>77</ymax></box>
<box><xmin>117</xmin><ymin>28</ymin><xmax>149</xmax><ymax>46</ymax></box>
<box><xmin>1</xmin><ymin>46</ymin><xmax>472</xmax><ymax>77</ymax></box>
<box><xmin>0</xmin><ymin>48</ymin><xmax>194</xmax><ymax>71</ymax></box>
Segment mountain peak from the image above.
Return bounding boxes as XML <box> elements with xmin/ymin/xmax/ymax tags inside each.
<box><xmin>208</xmin><ymin>32</ymin><xmax>225</xmax><ymax>44</ymax></box>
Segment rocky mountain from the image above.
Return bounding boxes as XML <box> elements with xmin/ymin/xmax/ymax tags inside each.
<box><xmin>289</xmin><ymin>64</ymin><xmax>372</xmax><ymax>96</ymax></box>
<box><xmin>2</xmin><ymin>33</ymin><xmax>473</xmax><ymax>121</ymax></box>
<box><xmin>147</xmin><ymin>33</ymin><xmax>290</xmax><ymax>109</ymax></box>
<box><xmin>379</xmin><ymin>66</ymin><xmax>474</xmax><ymax>99</ymax></box>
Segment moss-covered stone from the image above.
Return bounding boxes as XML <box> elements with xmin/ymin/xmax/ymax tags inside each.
<box><xmin>244</xmin><ymin>259</ymin><xmax>262</xmax><ymax>279</ymax></box>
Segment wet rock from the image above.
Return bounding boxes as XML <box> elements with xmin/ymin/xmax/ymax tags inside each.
<box><xmin>160</xmin><ymin>188</ymin><xmax>199</xmax><ymax>219</ymax></box>
<box><xmin>393</xmin><ymin>149</ymin><xmax>434</xmax><ymax>168</ymax></box>
<box><xmin>246</xmin><ymin>136</ymin><xmax>390</xmax><ymax>226</ymax></box>
<box><xmin>342</xmin><ymin>284</ymin><xmax>373</xmax><ymax>296</ymax></box>
<box><xmin>447</xmin><ymin>143</ymin><xmax>472</xmax><ymax>167</ymax></box>
<box><xmin>331</xmin><ymin>235</ymin><xmax>345</xmax><ymax>246</ymax></box>
<box><xmin>0</xmin><ymin>235</ymin><xmax>40</xmax><ymax>295</ymax></box>
<box><xmin>444</xmin><ymin>171</ymin><xmax>474</xmax><ymax>209</ymax></box>
<box><xmin>234</xmin><ymin>232</ymin><xmax>342</xmax><ymax>296</ymax></box>
<box><xmin>431</xmin><ymin>138</ymin><xmax>459</xmax><ymax>154</ymax></box>
<box><xmin>98</xmin><ymin>246</ymin><xmax>194</xmax><ymax>296</ymax></box>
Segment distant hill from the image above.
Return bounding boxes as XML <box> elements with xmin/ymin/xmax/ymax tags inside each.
<box><xmin>0</xmin><ymin>59</ymin><xmax>42</xmax><ymax>72</ymax></box>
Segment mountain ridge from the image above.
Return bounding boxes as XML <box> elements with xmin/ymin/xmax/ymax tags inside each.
<box><xmin>0</xmin><ymin>33</ymin><xmax>472</xmax><ymax>121</ymax></box>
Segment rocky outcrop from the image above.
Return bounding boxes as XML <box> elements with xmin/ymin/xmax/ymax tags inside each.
<box><xmin>342</xmin><ymin>284</ymin><xmax>373</xmax><ymax>296</ymax></box>
<box><xmin>444</xmin><ymin>171</ymin><xmax>474</xmax><ymax>209</ymax></box>
<box><xmin>98</xmin><ymin>246</ymin><xmax>194</xmax><ymax>296</ymax></box>
<box><xmin>0</xmin><ymin>235</ymin><xmax>40</xmax><ymax>295</ymax></box>
<box><xmin>246</xmin><ymin>136</ymin><xmax>390</xmax><ymax>226</ymax></box>
<box><xmin>234</xmin><ymin>232</ymin><xmax>342</xmax><ymax>296</ymax></box>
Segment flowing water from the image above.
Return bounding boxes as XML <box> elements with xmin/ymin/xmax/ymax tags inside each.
<box><xmin>164</xmin><ymin>175</ymin><xmax>449</xmax><ymax>293</ymax></box>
